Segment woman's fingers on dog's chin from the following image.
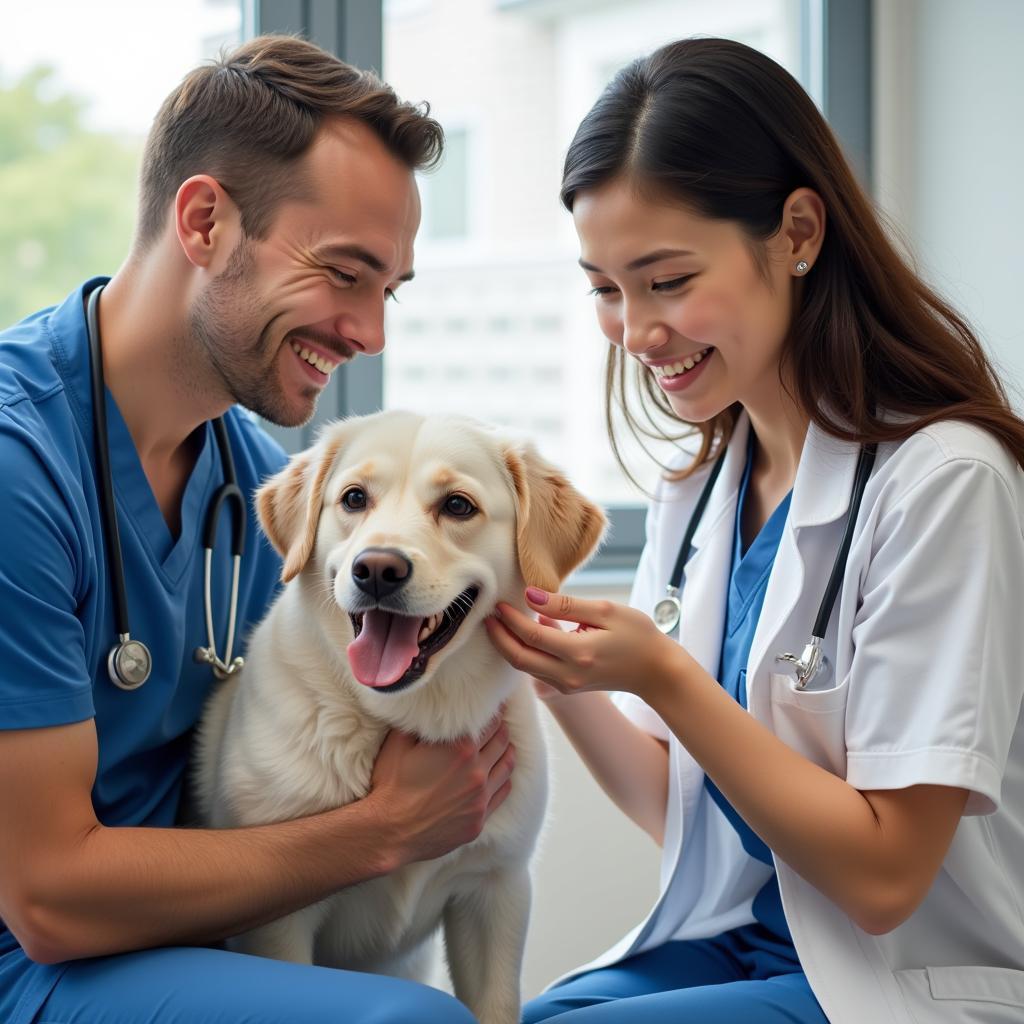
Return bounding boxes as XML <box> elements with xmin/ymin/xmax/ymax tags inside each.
<box><xmin>503</xmin><ymin>610</ymin><xmax>571</xmax><ymax>660</ymax></box>
<box><xmin>485</xmin><ymin>612</ymin><xmax>517</xmax><ymax>648</ymax></box>
<box><xmin>487</xmin><ymin>613</ymin><xmax>544</xmax><ymax>666</ymax></box>
<box><xmin>488</xmin><ymin>611</ymin><xmax>567</xmax><ymax>687</ymax></box>
<box><xmin>529</xmin><ymin>591</ymin><xmax>612</xmax><ymax>630</ymax></box>
<box><xmin>491</xmin><ymin>603</ymin><xmax>521</xmax><ymax>628</ymax></box>
<box><xmin>483</xmin><ymin>616</ymin><xmax>511</xmax><ymax>658</ymax></box>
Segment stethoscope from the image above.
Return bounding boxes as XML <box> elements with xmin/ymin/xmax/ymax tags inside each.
<box><xmin>86</xmin><ymin>284</ymin><xmax>247</xmax><ymax>691</ymax></box>
<box><xmin>651</xmin><ymin>435</ymin><xmax>877</xmax><ymax>689</ymax></box>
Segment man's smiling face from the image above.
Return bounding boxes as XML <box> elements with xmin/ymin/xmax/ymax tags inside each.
<box><xmin>191</xmin><ymin>117</ymin><xmax>421</xmax><ymax>428</ymax></box>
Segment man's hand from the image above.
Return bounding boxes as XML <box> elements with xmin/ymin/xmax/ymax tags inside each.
<box><xmin>368</xmin><ymin>712</ymin><xmax>516</xmax><ymax>866</ymax></box>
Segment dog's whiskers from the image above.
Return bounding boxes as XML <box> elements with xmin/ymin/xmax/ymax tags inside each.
<box><xmin>309</xmin><ymin>571</ymin><xmax>336</xmax><ymax>616</ymax></box>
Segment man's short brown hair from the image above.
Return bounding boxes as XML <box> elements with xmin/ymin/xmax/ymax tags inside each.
<box><xmin>136</xmin><ymin>34</ymin><xmax>443</xmax><ymax>248</ymax></box>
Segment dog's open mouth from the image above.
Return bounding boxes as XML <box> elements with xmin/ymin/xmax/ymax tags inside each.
<box><xmin>346</xmin><ymin>586</ymin><xmax>480</xmax><ymax>693</ymax></box>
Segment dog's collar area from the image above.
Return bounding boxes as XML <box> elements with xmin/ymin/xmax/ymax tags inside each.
<box><xmin>348</xmin><ymin>586</ymin><xmax>480</xmax><ymax>693</ymax></box>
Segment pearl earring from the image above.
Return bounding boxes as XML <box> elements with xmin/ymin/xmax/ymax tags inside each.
<box><xmin>795</xmin><ymin>260</ymin><xmax>809</xmax><ymax>274</ymax></box>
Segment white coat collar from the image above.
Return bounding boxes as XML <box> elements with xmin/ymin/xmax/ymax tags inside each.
<box><xmin>674</xmin><ymin>415</ymin><xmax>744</xmax><ymax>676</ymax></box>
<box><xmin>689</xmin><ymin>410</ymin><xmax>863</xmax><ymax>550</ymax></box>
<box><xmin>688</xmin><ymin>412</ymin><xmax>749</xmax><ymax>555</ymax></box>
<box><xmin>788</xmin><ymin>417</ymin><xmax>862</xmax><ymax>531</ymax></box>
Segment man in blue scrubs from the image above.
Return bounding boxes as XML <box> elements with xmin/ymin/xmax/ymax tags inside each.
<box><xmin>0</xmin><ymin>35</ymin><xmax>512</xmax><ymax>1024</ymax></box>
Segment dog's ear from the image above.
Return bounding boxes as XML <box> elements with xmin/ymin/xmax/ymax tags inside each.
<box><xmin>256</xmin><ymin>424</ymin><xmax>352</xmax><ymax>583</ymax></box>
<box><xmin>503</xmin><ymin>442</ymin><xmax>607</xmax><ymax>592</ymax></box>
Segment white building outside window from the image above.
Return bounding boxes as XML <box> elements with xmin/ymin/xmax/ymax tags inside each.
<box><xmin>383</xmin><ymin>0</ymin><xmax>805</xmax><ymax>507</ymax></box>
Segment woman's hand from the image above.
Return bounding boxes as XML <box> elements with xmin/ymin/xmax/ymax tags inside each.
<box><xmin>484</xmin><ymin>586</ymin><xmax>686</xmax><ymax>701</ymax></box>
<box><xmin>528</xmin><ymin>615</ymin><xmax>573</xmax><ymax>704</ymax></box>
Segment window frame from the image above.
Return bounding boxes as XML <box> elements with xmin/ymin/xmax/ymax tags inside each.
<box><xmin>255</xmin><ymin>0</ymin><xmax>386</xmax><ymax>460</ymax></box>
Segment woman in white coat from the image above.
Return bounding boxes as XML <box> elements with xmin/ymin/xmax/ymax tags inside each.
<box><xmin>486</xmin><ymin>37</ymin><xmax>1024</xmax><ymax>1024</ymax></box>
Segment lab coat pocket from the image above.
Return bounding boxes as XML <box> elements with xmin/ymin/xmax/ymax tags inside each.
<box><xmin>767</xmin><ymin>671</ymin><xmax>849</xmax><ymax>777</ymax></box>
<box><xmin>894</xmin><ymin>965</ymin><xmax>1024</xmax><ymax>1022</ymax></box>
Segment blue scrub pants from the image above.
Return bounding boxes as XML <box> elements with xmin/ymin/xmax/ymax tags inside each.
<box><xmin>30</xmin><ymin>946</ymin><xmax>475</xmax><ymax>1024</ymax></box>
<box><xmin>522</xmin><ymin>925</ymin><xmax>829</xmax><ymax>1023</ymax></box>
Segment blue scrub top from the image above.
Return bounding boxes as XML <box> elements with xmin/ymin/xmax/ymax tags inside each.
<box><xmin>704</xmin><ymin>433</ymin><xmax>796</xmax><ymax>945</ymax></box>
<box><xmin>0</xmin><ymin>280</ymin><xmax>288</xmax><ymax>1024</ymax></box>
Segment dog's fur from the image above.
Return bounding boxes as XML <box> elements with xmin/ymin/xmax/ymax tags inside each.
<box><xmin>192</xmin><ymin>410</ymin><xmax>605</xmax><ymax>1024</ymax></box>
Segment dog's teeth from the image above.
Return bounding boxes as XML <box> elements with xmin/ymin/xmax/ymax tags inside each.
<box><xmin>417</xmin><ymin>613</ymin><xmax>443</xmax><ymax>645</ymax></box>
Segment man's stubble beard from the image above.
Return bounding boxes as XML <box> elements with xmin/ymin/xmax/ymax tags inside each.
<box><xmin>188</xmin><ymin>239</ymin><xmax>318</xmax><ymax>428</ymax></box>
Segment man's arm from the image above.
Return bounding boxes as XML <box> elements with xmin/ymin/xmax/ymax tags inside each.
<box><xmin>0</xmin><ymin>716</ymin><xmax>514</xmax><ymax>964</ymax></box>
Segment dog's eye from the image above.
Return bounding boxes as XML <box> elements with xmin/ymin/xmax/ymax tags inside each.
<box><xmin>442</xmin><ymin>494</ymin><xmax>476</xmax><ymax>518</ymax></box>
<box><xmin>340</xmin><ymin>487</ymin><xmax>367</xmax><ymax>511</ymax></box>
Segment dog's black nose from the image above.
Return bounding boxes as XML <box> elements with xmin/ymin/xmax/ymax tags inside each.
<box><xmin>351</xmin><ymin>547</ymin><xmax>413</xmax><ymax>601</ymax></box>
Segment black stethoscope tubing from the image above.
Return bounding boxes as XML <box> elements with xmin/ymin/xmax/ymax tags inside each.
<box><xmin>86</xmin><ymin>283</ymin><xmax>246</xmax><ymax>690</ymax></box>
<box><xmin>653</xmin><ymin>432</ymin><xmax>877</xmax><ymax>689</ymax></box>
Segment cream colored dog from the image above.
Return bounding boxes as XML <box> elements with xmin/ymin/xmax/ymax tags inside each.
<box><xmin>192</xmin><ymin>410</ymin><xmax>605</xmax><ymax>1024</ymax></box>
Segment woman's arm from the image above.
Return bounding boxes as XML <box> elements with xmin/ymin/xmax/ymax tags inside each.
<box><xmin>487</xmin><ymin>597</ymin><xmax>969</xmax><ymax>935</ymax></box>
<box><xmin>489</xmin><ymin>456</ymin><xmax>1024</xmax><ymax>937</ymax></box>
<box><xmin>542</xmin><ymin>689</ymin><xmax>669</xmax><ymax>844</ymax></box>
<box><xmin>644</xmin><ymin>649</ymin><xmax>968</xmax><ymax>934</ymax></box>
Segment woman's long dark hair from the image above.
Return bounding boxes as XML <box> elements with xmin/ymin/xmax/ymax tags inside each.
<box><xmin>561</xmin><ymin>37</ymin><xmax>1024</xmax><ymax>484</ymax></box>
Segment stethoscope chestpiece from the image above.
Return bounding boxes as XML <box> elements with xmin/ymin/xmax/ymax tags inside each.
<box><xmin>108</xmin><ymin>636</ymin><xmax>152</xmax><ymax>691</ymax></box>
<box><xmin>652</xmin><ymin>586</ymin><xmax>682</xmax><ymax>635</ymax></box>
<box><xmin>651</xmin><ymin>447</ymin><xmax>729</xmax><ymax>638</ymax></box>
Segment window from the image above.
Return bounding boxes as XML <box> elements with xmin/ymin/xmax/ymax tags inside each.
<box><xmin>5</xmin><ymin>0</ymin><xmax>862</xmax><ymax>578</ymax></box>
<box><xmin>383</xmin><ymin>0</ymin><xmax>807</xmax><ymax>508</ymax></box>
<box><xmin>423</xmin><ymin>126</ymin><xmax>471</xmax><ymax>241</ymax></box>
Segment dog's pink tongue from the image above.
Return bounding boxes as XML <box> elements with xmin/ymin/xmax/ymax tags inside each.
<box><xmin>348</xmin><ymin>610</ymin><xmax>421</xmax><ymax>687</ymax></box>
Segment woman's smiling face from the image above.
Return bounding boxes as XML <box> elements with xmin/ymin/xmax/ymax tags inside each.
<box><xmin>572</xmin><ymin>177</ymin><xmax>803</xmax><ymax>425</ymax></box>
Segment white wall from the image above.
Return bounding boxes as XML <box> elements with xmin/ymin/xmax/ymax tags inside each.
<box><xmin>874</xmin><ymin>0</ymin><xmax>1024</xmax><ymax>400</ymax></box>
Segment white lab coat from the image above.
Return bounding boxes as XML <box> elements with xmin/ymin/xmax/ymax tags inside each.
<box><xmin>561</xmin><ymin>413</ymin><xmax>1024</xmax><ymax>1023</ymax></box>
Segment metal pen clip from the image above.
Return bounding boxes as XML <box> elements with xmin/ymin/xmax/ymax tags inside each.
<box><xmin>775</xmin><ymin>636</ymin><xmax>826</xmax><ymax>690</ymax></box>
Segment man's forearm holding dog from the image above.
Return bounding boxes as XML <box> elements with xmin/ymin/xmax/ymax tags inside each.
<box><xmin>0</xmin><ymin>716</ymin><xmax>514</xmax><ymax>965</ymax></box>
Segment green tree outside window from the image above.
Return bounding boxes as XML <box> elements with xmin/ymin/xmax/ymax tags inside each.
<box><xmin>0</xmin><ymin>66</ymin><xmax>139</xmax><ymax>326</ymax></box>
